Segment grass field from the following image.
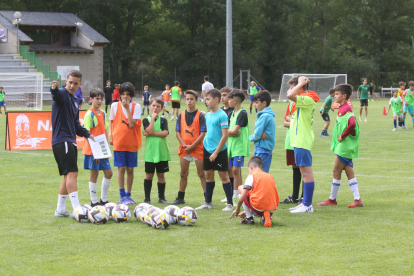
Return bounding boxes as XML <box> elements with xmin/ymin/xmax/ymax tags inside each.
<box><xmin>1</xmin><ymin>99</ymin><xmax>413</xmax><ymax>275</ymax></box>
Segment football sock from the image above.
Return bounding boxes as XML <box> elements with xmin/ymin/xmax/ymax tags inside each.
<box><xmin>144</xmin><ymin>179</ymin><xmax>152</xmax><ymax>200</ymax></box>
<box><xmin>403</xmin><ymin>115</ymin><xmax>406</xmax><ymax>125</ymax></box>
<box><xmin>89</xmin><ymin>182</ymin><xmax>98</xmax><ymax>203</ymax></box>
<box><xmin>105</xmin><ymin>105</ymin><xmax>108</xmax><ymax>113</ymax></box>
<box><xmin>394</xmin><ymin>119</ymin><xmax>397</xmax><ymax>128</ymax></box>
<box><xmin>330</xmin><ymin>179</ymin><xmax>341</xmax><ymax>200</ymax></box>
<box><xmin>69</xmin><ymin>191</ymin><xmax>80</xmax><ymax>211</ymax></box>
<box><xmin>233</xmin><ymin>190</ymin><xmax>238</xmax><ymax>198</ymax></box>
<box><xmin>147</xmin><ymin>108</ymin><xmax>150</xmax><ymax>115</ymax></box>
<box><xmin>142</xmin><ymin>107</ymin><xmax>145</xmax><ymax>114</ymax></box>
<box><xmin>157</xmin><ymin>182</ymin><xmax>166</xmax><ymax>199</ymax></box>
<box><xmin>205</xmin><ymin>182</ymin><xmax>215</xmax><ymax>203</ymax></box>
<box><xmin>119</xmin><ymin>188</ymin><xmax>126</xmax><ymax>198</ymax></box>
<box><xmin>292</xmin><ymin>167</ymin><xmax>302</xmax><ymax>200</ymax></box>
<box><xmin>255</xmin><ymin>108</ymin><xmax>257</xmax><ymax>113</ymax></box>
<box><xmin>229</xmin><ymin>177</ymin><xmax>234</xmax><ymax>187</ymax></box>
<box><xmin>302</xmin><ymin>182</ymin><xmax>315</xmax><ymax>207</ymax></box>
<box><xmin>125</xmin><ymin>192</ymin><xmax>131</xmax><ymax>197</ymax></box>
<box><xmin>57</xmin><ymin>194</ymin><xmax>68</xmax><ymax>213</ymax></box>
<box><xmin>348</xmin><ymin>178</ymin><xmax>360</xmax><ymax>200</ymax></box>
<box><xmin>242</xmin><ymin>202</ymin><xmax>252</xmax><ymax>218</ymax></box>
<box><xmin>178</xmin><ymin>191</ymin><xmax>185</xmax><ymax>199</ymax></box>
<box><xmin>203</xmin><ymin>192</ymin><xmax>206</xmax><ymax>201</ymax></box>
<box><xmin>101</xmin><ymin>177</ymin><xmax>110</xmax><ymax>202</ymax></box>
<box><xmin>365</xmin><ymin>115</ymin><xmax>367</xmax><ymax>119</ymax></box>
<box><xmin>411</xmin><ymin>115</ymin><xmax>414</xmax><ymax>126</ymax></box>
<box><xmin>323</xmin><ymin>128</ymin><xmax>327</xmax><ymax>133</ymax></box>
<box><xmin>222</xmin><ymin>182</ymin><xmax>233</xmax><ymax>205</ymax></box>
<box><xmin>250</xmin><ymin>106</ymin><xmax>252</xmax><ymax>113</ymax></box>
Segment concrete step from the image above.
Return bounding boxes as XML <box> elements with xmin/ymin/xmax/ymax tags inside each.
<box><xmin>0</xmin><ymin>60</ymin><xmax>27</xmax><ymax>66</ymax></box>
<box><xmin>0</xmin><ymin>66</ymin><xmax>34</xmax><ymax>73</ymax></box>
<box><xmin>0</xmin><ymin>54</ymin><xmax>17</xmax><ymax>60</ymax></box>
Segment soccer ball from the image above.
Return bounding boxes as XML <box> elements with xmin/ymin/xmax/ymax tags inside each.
<box><xmin>74</xmin><ymin>205</ymin><xmax>90</xmax><ymax>223</ymax></box>
<box><xmin>81</xmin><ymin>204</ymin><xmax>92</xmax><ymax>211</ymax></box>
<box><xmin>144</xmin><ymin>206</ymin><xmax>160</xmax><ymax>225</ymax></box>
<box><xmin>164</xmin><ymin>205</ymin><xmax>180</xmax><ymax>224</ymax></box>
<box><xmin>134</xmin><ymin>203</ymin><xmax>149</xmax><ymax>221</ymax></box>
<box><xmin>177</xmin><ymin>206</ymin><xmax>197</xmax><ymax>226</ymax></box>
<box><xmin>113</xmin><ymin>204</ymin><xmax>131</xmax><ymax>223</ymax></box>
<box><xmin>138</xmin><ymin>205</ymin><xmax>151</xmax><ymax>222</ymax></box>
<box><xmin>88</xmin><ymin>206</ymin><xmax>108</xmax><ymax>225</ymax></box>
<box><xmin>151</xmin><ymin>210</ymin><xmax>171</xmax><ymax>230</ymax></box>
<box><xmin>104</xmin><ymin>203</ymin><xmax>117</xmax><ymax>219</ymax></box>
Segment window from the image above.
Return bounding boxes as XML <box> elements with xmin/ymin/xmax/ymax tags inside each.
<box><xmin>30</xmin><ymin>29</ymin><xmax>50</xmax><ymax>45</ymax></box>
<box><xmin>21</xmin><ymin>28</ymin><xmax>72</xmax><ymax>46</ymax></box>
<box><xmin>52</xmin><ymin>30</ymin><xmax>60</xmax><ymax>45</ymax></box>
<box><xmin>62</xmin><ymin>30</ymin><xmax>71</xmax><ymax>45</ymax></box>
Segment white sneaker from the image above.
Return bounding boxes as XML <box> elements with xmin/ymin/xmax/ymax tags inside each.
<box><xmin>392</xmin><ymin>128</ymin><xmax>397</xmax><ymax>131</ymax></box>
<box><xmin>405</xmin><ymin>126</ymin><xmax>408</xmax><ymax>130</ymax></box>
<box><xmin>359</xmin><ymin>117</ymin><xmax>362</xmax><ymax>122</ymax></box>
<box><xmin>290</xmin><ymin>204</ymin><xmax>314</xmax><ymax>213</ymax></box>
<box><xmin>221</xmin><ymin>197</ymin><xmax>227</xmax><ymax>203</ymax></box>
<box><xmin>171</xmin><ymin>115</ymin><xmax>174</xmax><ymax>121</ymax></box>
<box><xmin>195</xmin><ymin>202</ymin><xmax>213</xmax><ymax>210</ymax></box>
<box><xmin>365</xmin><ymin>118</ymin><xmax>367</xmax><ymax>122</ymax></box>
<box><xmin>167</xmin><ymin>113</ymin><xmax>170</xmax><ymax>117</ymax></box>
<box><xmin>222</xmin><ymin>204</ymin><xmax>233</xmax><ymax>211</ymax></box>
<box><xmin>289</xmin><ymin>203</ymin><xmax>303</xmax><ymax>211</ymax></box>
<box><xmin>54</xmin><ymin>210</ymin><xmax>71</xmax><ymax>217</ymax></box>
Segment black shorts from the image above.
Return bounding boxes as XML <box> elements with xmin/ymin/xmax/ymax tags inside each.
<box><xmin>360</xmin><ymin>99</ymin><xmax>368</xmax><ymax>106</ymax></box>
<box><xmin>143</xmin><ymin>101</ymin><xmax>150</xmax><ymax>106</ymax></box>
<box><xmin>105</xmin><ymin>97</ymin><xmax>112</xmax><ymax>105</ymax></box>
<box><xmin>52</xmin><ymin>141</ymin><xmax>78</xmax><ymax>176</ymax></box>
<box><xmin>321</xmin><ymin>113</ymin><xmax>330</xmax><ymax>121</ymax></box>
<box><xmin>172</xmin><ymin>102</ymin><xmax>180</xmax><ymax>109</ymax></box>
<box><xmin>203</xmin><ymin>148</ymin><xmax>229</xmax><ymax>171</ymax></box>
<box><xmin>369</xmin><ymin>91</ymin><xmax>373</xmax><ymax>95</ymax></box>
<box><xmin>145</xmin><ymin>161</ymin><xmax>169</xmax><ymax>174</ymax></box>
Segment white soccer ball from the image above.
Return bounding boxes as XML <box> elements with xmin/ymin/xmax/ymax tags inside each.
<box><xmin>104</xmin><ymin>203</ymin><xmax>117</xmax><ymax>219</ymax></box>
<box><xmin>164</xmin><ymin>205</ymin><xmax>180</xmax><ymax>224</ymax></box>
<box><xmin>113</xmin><ymin>204</ymin><xmax>131</xmax><ymax>223</ymax></box>
<box><xmin>177</xmin><ymin>206</ymin><xmax>197</xmax><ymax>226</ymax></box>
<box><xmin>138</xmin><ymin>205</ymin><xmax>151</xmax><ymax>222</ymax></box>
<box><xmin>88</xmin><ymin>206</ymin><xmax>108</xmax><ymax>225</ymax></box>
<box><xmin>81</xmin><ymin>204</ymin><xmax>92</xmax><ymax>211</ymax></box>
<box><xmin>144</xmin><ymin>206</ymin><xmax>160</xmax><ymax>225</ymax></box>
<box><xmin>74</xmin><ymin>205</ymin><xmax>90</xmax><ymax>223</ymax></box>
<box><xmin>151</xmin><ymin>210</ymin><xmax>171</xmax><ymax>230</ymax></box>
<box><xmin>134</xmin><ymin>203</ymin><xmax>149</xmax><ymax>221</ymax></box>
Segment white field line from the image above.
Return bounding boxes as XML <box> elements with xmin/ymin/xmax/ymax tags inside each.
<box><xmin>4</xmin><ymin>150</ymin><xmax>414</xmax><ymax>180</ymax></box>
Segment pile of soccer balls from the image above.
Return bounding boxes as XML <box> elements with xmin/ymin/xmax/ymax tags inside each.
<box><xmin>74</xmin><ymin>203</ymin><xmax>197</xmax><ymax>230</ymax></box>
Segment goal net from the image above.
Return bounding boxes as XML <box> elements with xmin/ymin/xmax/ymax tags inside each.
<box><xmin>279</xmin><ymin>74</ymin><xmax>347</xmax><ymax>102</ymax></box>
<box><xmin>0</xmin><ymin>73</ymin><xmax>44</xmax><ymax>110</ymax></box>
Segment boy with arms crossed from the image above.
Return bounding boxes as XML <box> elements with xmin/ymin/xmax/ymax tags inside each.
<box><xmin>287</xmin><ymin>76</ymin><xmax>319</xmax><ymax>213</ymax></box>
<box><xmin>357</xmin><ymin>78</ymin><xmax>369</xmax><ymax>122</ymax></box>
<box><xmin>402</xmin><ymin>81</ymin><xmax>414</xmax><ymax>129</ymax></box>
<box><xmin>142</xmin><ymin>97</ymin><xmax>171</xmax><ymax>204</ymax></box>
<box><xmin>51</xmin><ymin>72</ymin><xmax>95</xmax><ymax>217</ymax></box>
<box><xmin>386</xmin><ymin>89</ymin><xmax>404</xmax><ymax>131</ymax></box>
<box><xmin>170</xmin><ymin>81</ymin><xmax>182</xmax><ymax>121</ymax></box>
<box><xmin>230</xmin><ymin>157</ymin><xmax>279</xmax><ymax>227</ymax></box>
<box><xmin>172</xmin><ymin>90</ymin><xmax>206</xmax><ymax>205</ymax></box>
<box><xmin>320</xmin><ymin>89</ymin><xmax>335</xmax><ymax>137</ymax></box>
<box><xmin>108</xmin><ymin>82</ymin><xmax>142</xmax><ymax>205</ymax></box>
<box><xmin>317</xmin><ymin>84</ymin><xmax>363</xmax><ymax>208</ymax></box>
<box><xmin>196</xmin><ymin>89</ymin><xmax>233</xmax><ymax>211</ymax></box>
<box><xmin>249</xmin><ymin>91</ymin><xmax>275</xmax><ymax>173</ymax></box>
<box><xmin>82</xmin><ymin>88</ymin><xmax>113</xmax><ymax>207</ymax></box>
<box><xmin>227</xmin><ymin>89</ymin><xmax>249</xmax><ymax>205</ymax></box>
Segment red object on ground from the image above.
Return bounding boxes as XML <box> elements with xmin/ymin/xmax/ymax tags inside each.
<box><xmin>382</xmin><ymin>107</ymin><xmax>387</xmax><ymax>116</ymax></box>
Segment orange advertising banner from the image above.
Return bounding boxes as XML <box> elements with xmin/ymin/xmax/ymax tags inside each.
<box><xmin>332</xmin><ymin>99</ymin><xmax>353</xmax><ymax>109</ymax></box>
<box><xmin>6</xmin><ymin>111</ymin><xmax>87</xmax><ymax>151</ymax></box>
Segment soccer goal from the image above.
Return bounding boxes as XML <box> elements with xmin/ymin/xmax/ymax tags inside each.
<box><xmin>278</xmin><ymin>74</ymin><xmax>347</xmax><ymax>102</ymax></box>
<box><xmin>0</xmin><ymin>73</ymin><xmax>44</xmax><ymax>110</ymax></box>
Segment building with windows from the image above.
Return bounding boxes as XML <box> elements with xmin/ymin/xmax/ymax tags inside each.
<box><xmin>0</xmin><ymin>10</ymin><xmax>110</xmax><ymax>92</ymax></box>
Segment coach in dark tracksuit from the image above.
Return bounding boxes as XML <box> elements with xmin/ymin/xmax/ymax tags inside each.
<box><xmin>52</xmin><ymin>70</ymin><xmax>95</xmax><ymax>218</ymax></box>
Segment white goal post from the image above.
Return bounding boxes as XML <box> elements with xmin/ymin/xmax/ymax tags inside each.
<box><xmin>0</xmin><ymin>73</ymin><xmax>44</xmax><ymax>110</ymax></box>
<box><xmin>279</xmin><ymin>74</ymin><xmax>347</xmax><ymax>102</ymax></box>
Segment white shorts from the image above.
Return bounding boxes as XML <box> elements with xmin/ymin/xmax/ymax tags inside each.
<box><xmin>164</xmin><ymin>102</ymin><xmax>169</xmax><ymax>107</ymax></box>
<box><xmin>182</xmin><ymin>154</ymin><xmax>199</xmax><ymax>162</ymax></box>
<box><xmin>393</xmin><ymin>113</ymin><xmax>404</xmax><ymax>118</ymax></box>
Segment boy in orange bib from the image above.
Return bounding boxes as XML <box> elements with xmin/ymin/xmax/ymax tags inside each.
<box><xmin>172</xmin><ymin>90</ymin><xmax>206</xmax><ymax>204</ymax></box>
<box><xmin>108</xmin><ymin>82</ymin><xmax>142</xmax><ymax>205</ymax></box>
<box><xmin>230</xmin><ymin>156</ymin><xmax>279</xmax><ymax>227</ymax></box>
<box><xmin>82</xmin><ymin>88</ymin><xmax>113</xmax><ymax>207</ymax></box>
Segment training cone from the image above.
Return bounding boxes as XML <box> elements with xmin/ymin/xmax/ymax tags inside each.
<box><xmin>382</xmin><ymin>107</ymin><xmax>387</xmax><ymax>116</ymax></box>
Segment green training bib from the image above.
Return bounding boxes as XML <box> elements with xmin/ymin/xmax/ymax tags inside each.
<box><xmin>250</xmin><ymin>86</ymin><xmax>258</xmax><ymax>96</ymax></box>
<box><xmin>228</xmin><ymin>109</ymin><xmax>250</xmax><ymax>158</ymax></box>
<box><xmin>331</xmin><ymin>112</ymin><xmax>360</xmax><ymax>159</ymax></box>
<box><xmin>171</xmin><ymin>87</ymin><xmax>180</xmax><ymax>102</ymax></box>
<box><xmin>144</xmin><ymin>117</ymin><xmax>171</xmax><ymax>163</ymax></box>
<box><xmin>405</xmin><ymin>90</ymin><xmax>414</xmax><ymax>106</ymax></box>
<box><xmin>285</xmin><ymin>102</ymin><xmax>295</xmax><ymax>150</ymax></box>
<box><xmin>391</xmin><ymin>97</ymin><xmax>403</xmax><ymax>114</ymax></box>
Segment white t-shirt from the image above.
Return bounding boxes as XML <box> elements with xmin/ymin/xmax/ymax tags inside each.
<box><xmin>109</xmin><ymin>102</ymin><xmax>141</xmax><ymax>121</ymax></box>
<box><xmin>243</xmin><ymin>175</ymin><xmax>254</xmax><ymax>190</ymax></box>
<box><xmin>202</xmin><ymin>81</ymin><xmax>214</xmax><ymax>92</ymax></box>
<box><xmin>389</xmin><ymin>96</ymin><xmax>403</xmax><ymax>105</ymax></box>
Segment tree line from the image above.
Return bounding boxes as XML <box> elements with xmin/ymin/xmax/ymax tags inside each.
<box><xmin>4</xmin><ymin>0</ymin><xmax>414</xmax><ymax>93</ymax></box>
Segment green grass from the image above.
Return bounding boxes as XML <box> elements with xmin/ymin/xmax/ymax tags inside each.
<box><xmin>1</xmin><ymin>99</ymin><xmax>413</xmax><ymax>275</ymax></box>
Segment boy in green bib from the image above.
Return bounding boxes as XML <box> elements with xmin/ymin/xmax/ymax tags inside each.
<box><xmin>0</xmin><ymin>86</ymin><xmax>6</xmax><ymax>114</ymax></box>
<box><xmin>317</xmin><ymin>84</ymin><xmax>363</xmax><ymax>208</ymax></box>
<box><xmin>319</xmin><ymin>89</ymin><xmax>335</xmax><ymax>137</ymax></box>
<box><xmin>142</xmin><ymin>97</ymin><xmax>171</xmax><ymax>204</ymax></box>
<box><xmin>227</xmin><ymin>89</ymin><xmax>249</xmax><ymax>205</ymax></box>
<box><xmin>385</xmin><ymin>89</ymin><xmax>404</xmax><ymax>131</ymax></box>
<box><xmin>170</xmin><ymin>80</ymin><xmax>182</xmax><ymax>121</ymax></box>
<box><xmin>247</xmin><ymin>81</ymin><xmax>261</xmax><ymax>114</ymax></box>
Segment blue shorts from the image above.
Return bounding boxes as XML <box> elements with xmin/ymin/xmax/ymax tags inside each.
<box><xmin>294</xmin><ymin>148</ymin><xmax>312</xmax><ymax>167</ymax></box>
<box><xmin>403</xmin><ymin>105</ymin><xmax>414</xmax><ymax>114</ymax></box>
<box><xmin>114</xmin><ymin>151</ymin><xmax>138</xmax><ymax>167</ymax></box>
<box><xmin>77</xmin><ymin>99</ymin><xmax>83</xmax><ymax>106</ymax></box>
<box><xmin>337</xmin><ymin>155</ymin><xmax>353</xmax><ymax>167</ymax></box>
<box><xmin>0</xmin><ymin>100</ymin><xmax>5</xmax><ymax>106</ymax></box>
<box><xmin>143</xmin><ymin>101</ymin><xmax>150</xmax><ymax>106</ymax></box>
<box><xmin>250</xmin><ymin>95</ymin><xmax>254</xmax><ymax>101</ymax></box>
<box><xmin>254</xmin><ymin>149</ymin><xmax>272</xmax><ymax>173</ymax></box>
<box><xmin>229</xmin><ymin>156</ymin><xmax>245</xmax><ymax>168</ymax></box>
<box><xmin>84</xmin><ymin>155</ymin><xmax>111</xmax><ymax>170</ymax></box>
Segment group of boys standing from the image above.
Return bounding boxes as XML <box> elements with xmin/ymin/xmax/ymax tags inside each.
<box><xmin>52</xmin><ymin>70</ymin><xmax>363</xmax><ymax>227</ymax></box>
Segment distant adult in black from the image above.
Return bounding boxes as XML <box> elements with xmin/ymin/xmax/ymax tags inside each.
<box><xmin>104</xmin><ymin>80</ymin><xmax>113</xmax><ymax>113</ymax></box>
<box><xmin>369</xmin><ymin>82</ymin><xmax>375</xmax><ymax>102</ymax></box>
